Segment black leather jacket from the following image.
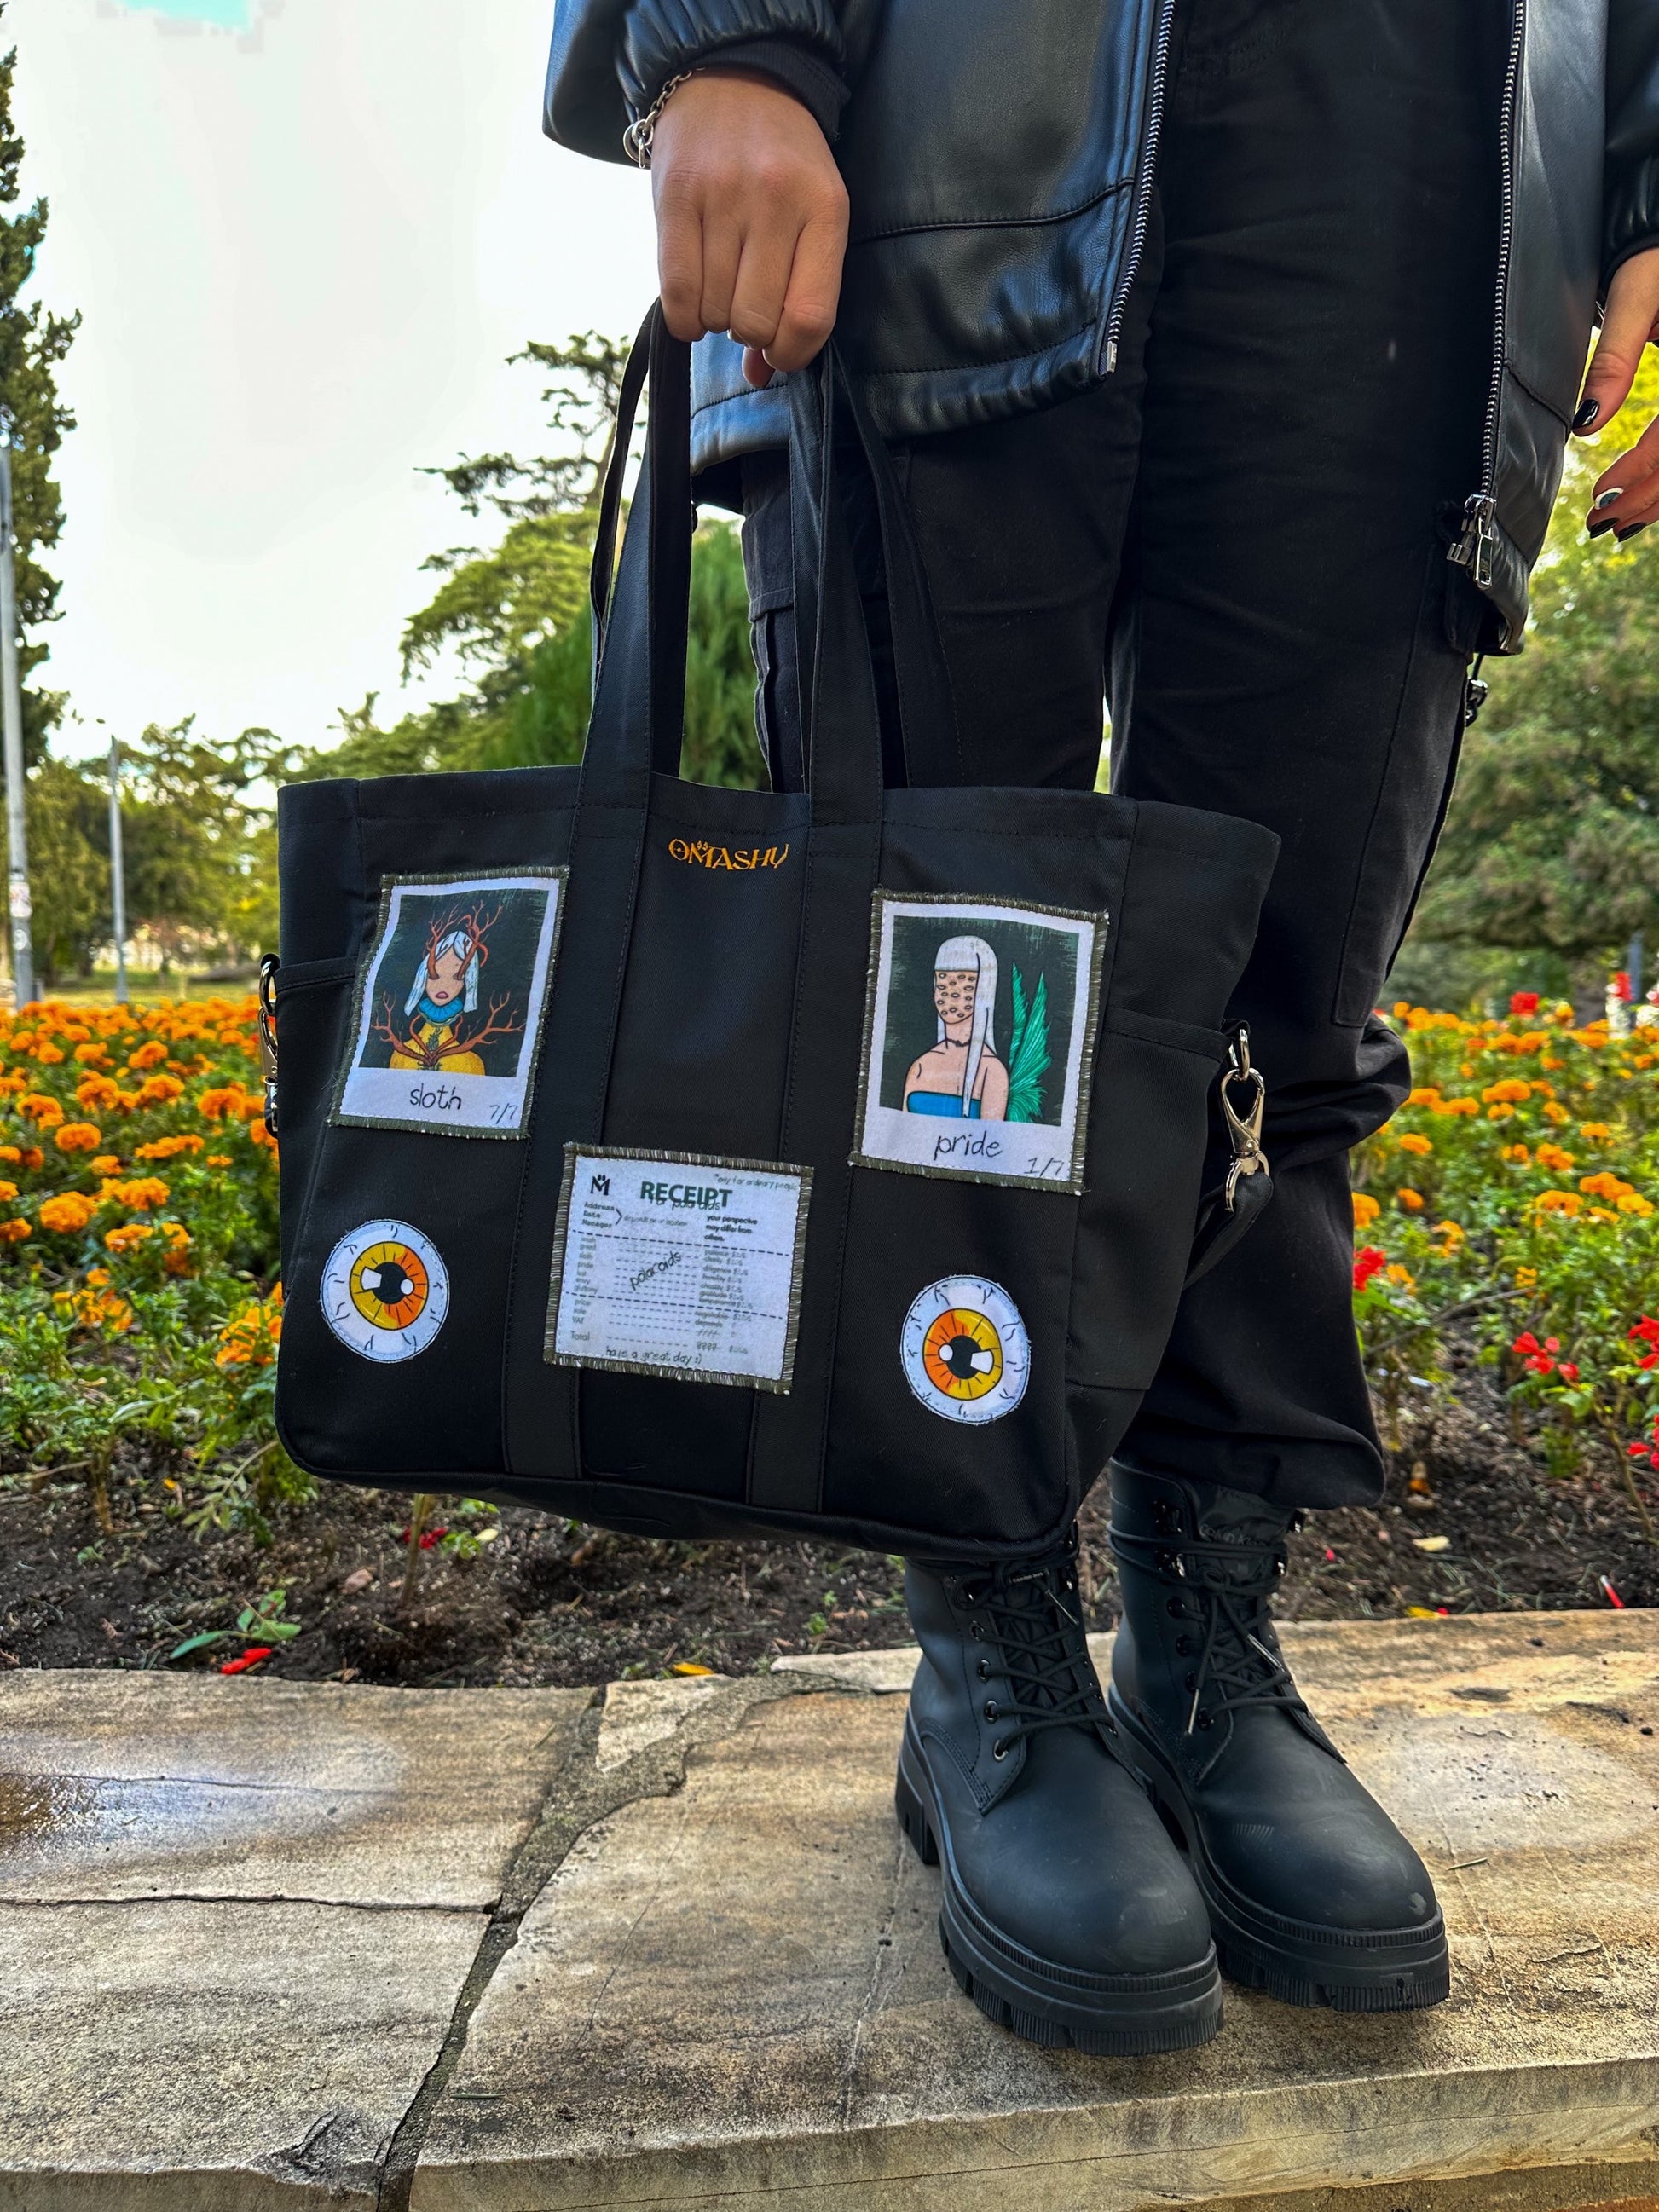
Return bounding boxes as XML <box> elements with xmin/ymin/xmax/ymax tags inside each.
<box><xmin>546</xmin><ymin>0</ymin><xmax>1659</xmax><ymax>648</ymax></box>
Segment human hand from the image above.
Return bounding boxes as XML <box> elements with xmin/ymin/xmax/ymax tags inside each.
<box><xmin>1575</xmin><ymin>245</ymin><xmax>1659</xmax><ymax>543</ymax></box>
<box><xmin>650</xmin><ymin>72</ymin><xmax>848</xmax><ymax>389</ymax></box>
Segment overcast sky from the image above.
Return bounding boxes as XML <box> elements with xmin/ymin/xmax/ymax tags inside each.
<box><xmin>11</xmin><ymin>0</ymin><xmax>656</xmax><ymax>759</ymax></box>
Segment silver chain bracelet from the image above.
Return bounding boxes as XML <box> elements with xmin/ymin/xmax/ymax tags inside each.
<box><xmin>623</xmin><ymin>72</ymin><xmax>694</xmax><ymax>168</ymax></box>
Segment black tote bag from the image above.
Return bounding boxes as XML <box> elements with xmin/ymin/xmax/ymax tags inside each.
<box><xmin>269</xmin><ymin>309</ymin><xmax>1279</xmax><ymax>1562</ymax></box>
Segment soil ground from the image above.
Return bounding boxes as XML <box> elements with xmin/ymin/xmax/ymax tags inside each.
<box><xmin>2</xmin><ymin>1341</ymin><xmax>1652</xmax><ymax>1687</ymax></box>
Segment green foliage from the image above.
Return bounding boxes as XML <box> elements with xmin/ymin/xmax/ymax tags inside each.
<box><xmin>0</xmin><ymin>15</ymin><xmax>78</xmax><ymax>767</ymax></box>
<box><xmin>1408</xmin><ymin>355</ymin><xmax>1659</xmax><ymax>976</ymax></box>
<box><xmin>27</xmin><ymin>758</ymin><xmax>110</xmax><ymax>982</ymax></box>
<box><xmin>308</xmin><ymin>332</ymin><xmax>763</xmax><ymax>795</ymax></box>
<box><xmin>1352</xmin><ymin>1001</ymin><xmax>1659</xmax><ymax>1517</ymax></box>
<box><xmin>1004</xmin><ymin>966</ymin><xmax>1050</xmax><ymax>1123</ymax></box>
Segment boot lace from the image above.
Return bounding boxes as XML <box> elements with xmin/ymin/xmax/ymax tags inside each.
<box><xmin>955</xmin><ymin>1551</ymin><xmax>1110</xmax><ymax>1759</ymax></box>
<box><xmin>1113</xmin><ymin>1521</ymin><xmax>1309</xmax><ymax>1736</ymax></box>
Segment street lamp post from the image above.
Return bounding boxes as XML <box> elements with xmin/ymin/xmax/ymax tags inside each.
<box><xmin>108</xmin><ymin>734</ymin><xmax>128</xmax><ymax>1005</ymax></box>
<box><xmin>0</xmin><ymin>443</ymin><xmax>33</xmax><ymax>1010</ymax></box>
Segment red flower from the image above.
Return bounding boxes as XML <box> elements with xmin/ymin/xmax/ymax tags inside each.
<box><xmin>219</xmin><ymin>1647</ymin><xmax>274</xmax><ymax>1677</ymax></box>
<box><xmin>1544</xmin><ymin>1337</ymin><xmax>1559</xmax><ymax>1353</ymax></box>
<box><xmin>1526</xmin><ymin>1354</ymin><xmax>1555</xmax><ymax>1375</ymax></box>
<box><xmin>1640</xmin><ymin>1354</ymin><xmax>1659</xmax><ymax>1372</ymax></box>
<box><xmin>1509</xmin><ymin>991</ymin><xmax>1540</xmax><ymax>1017</ymax></box>
<box><xmin>1512</xmin><ymin>1331</ymin><xmax>1540</xmax><ymax>1357</ymax></box>
<box><xmin>1558</xmin><ymin>1361</ymin><xmax>1580</xmax><ymax>1383</ymax></box>
<box><xmin>1629</xmin><ymin>1317</ymin><xmax>1659</xmax><ymax>1344</ymax></box>
<box><xmin>1353</xmin><ymin>1246</ymin><xmax>1387</xmax><ymax>1291</ymax></box>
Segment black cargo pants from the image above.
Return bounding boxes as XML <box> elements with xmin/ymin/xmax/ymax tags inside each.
<box><xmin>738</xmin><ymin>0</ymin><xmax>1506</xmax><ymax>1510</ymax></box>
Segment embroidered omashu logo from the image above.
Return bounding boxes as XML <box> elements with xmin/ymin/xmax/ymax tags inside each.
<box><xmin>668</xmin><ymin>838</ymin><xmax>790</xmax><ymax>871</ymax></box>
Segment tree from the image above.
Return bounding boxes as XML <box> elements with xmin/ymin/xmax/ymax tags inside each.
<box><xmin>0</xmin><ymin>13</ymin><xmax>78</xmax><ymax>765</ymax></box>
<box><xmin>26</xmin><ymin>757</ymin><xmax>107</xmax><ymax>983</ymax></box>
<box><xmin>119</xmin><ymin>720</ymin><xmax>297</xmax><ymax>967</ymax></box>
<box><xmin>1405</xmin><ymin>355</ymin><xmax>1659</xmax><ymax>996</ymax></box>
<box><xmin>309</xmin><ymin>334</ymin><xmax>763</xmax><ymax>792</ymax></box>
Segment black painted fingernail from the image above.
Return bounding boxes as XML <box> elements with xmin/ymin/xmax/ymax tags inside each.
<box><xmin>1616</xmin><ymin>523</ymin><xmax>1647</xmax><ymax>543</ymax></box>
<box><xmin>1574</xmin><ymin>396</ymin><xmax>1601</xmax><ymax>431</ymax></box>
<box><xmin>1587</xmin><ymin>518</ymin><xmax>1616</xmax><ymax>536</ymax></box>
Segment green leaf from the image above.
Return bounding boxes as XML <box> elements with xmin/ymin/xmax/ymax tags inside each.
<box><xmin>1005</xmin><ymin>967</ymin><xmax>1051</xmax><ymax>1123</ymax></box>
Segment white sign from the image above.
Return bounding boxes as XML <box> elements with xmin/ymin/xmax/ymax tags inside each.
<box><xmin>546</xmin><ymin>1147</ymin><xmax>812</xmax><ymax>1391</ymax></box>
<box><xmin>853</xmin><ymin>893</ymin><xmax>1107</xmax><ymax>1193</ymax></box>
<box><xmin>332</xmin><ymin>870</ymin><xmax>565</xmax><ymax>1139</ymax></box>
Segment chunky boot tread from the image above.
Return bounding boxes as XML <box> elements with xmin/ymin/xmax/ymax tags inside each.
<box><xmin>897</xmin><ymin>1729</ymin><xmax>1223</xmax><ymax>2053</ymax></box>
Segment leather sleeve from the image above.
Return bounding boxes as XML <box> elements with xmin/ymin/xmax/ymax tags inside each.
<box><xmin>542</xmin><ymin>0</ymin><xmax>847</xmax><ymax>162</ymax></box>
<box><xmin>1604</xmin><ymin>0</ymin><xmax>1659</xmax><ymax>290</ymax></box>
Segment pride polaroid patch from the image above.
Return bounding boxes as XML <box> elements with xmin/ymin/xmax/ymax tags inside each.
<box><xmin>332</xmin><ymin>870</ymin><xmax>565</xmax><ymax>1139</ymax></box>
<box><xmin>852</xmin><ymin>893</ymin><xmax>1107</xmax><ymax>1193</ymax></box>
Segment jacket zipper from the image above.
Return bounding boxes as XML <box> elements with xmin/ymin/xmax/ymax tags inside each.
<box><xmin>1448</xmin><ymin>0</ymin><xmax>1524</xmax><ymax>593</ymax></box>
<box><xmin>1100</xmin><ymin>0</ymin><xmax>1177</xmax><ymax>374</ymax></box>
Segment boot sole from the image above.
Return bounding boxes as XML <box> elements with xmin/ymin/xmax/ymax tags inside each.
<box><xmin>894</xmin><ymin>1728</ymin><xmax>1223</xmax><ymax>2055</ymax></box>
<box><xmin>1107</xmin><ymin>1691</ymin><xmax>1450</xmax><ymax>2013</ymax></box>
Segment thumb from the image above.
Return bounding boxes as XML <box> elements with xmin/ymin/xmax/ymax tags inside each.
<box><xmin>1576</xmin><ymin>250</ymin><xmax>1659</xmax><ymax>434</ymax></box>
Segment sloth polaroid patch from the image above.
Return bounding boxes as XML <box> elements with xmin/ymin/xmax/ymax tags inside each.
<box><xmin>852</xmin><ymin>893</ymin><xmax>1107</xmax><ymax>1193</ymax></box>
<box><xmin>332</xmin><ymin>870</ymin><xmax>565</xmax><ymax>1139</ymax></box>
<box><xmin>900</xmin><ymin>1275</ymin><xmax>1031</xmax><ymax>1425</ymax></box>
<box><xmin>321</xmin><ymin>1219</ymin><xmax>450</xmax><ymax>1364</ymax></box>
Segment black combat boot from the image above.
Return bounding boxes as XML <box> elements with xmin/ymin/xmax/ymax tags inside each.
<box><xmin>1107</xmin><ymin>1464</ymin><xmax>1449</xmax><ymax>2011</ymax></box>
<box><xmin>896</xmin><ymin>1534</ymin><xmax>1222</xmax><ymax>2053</ymax></box>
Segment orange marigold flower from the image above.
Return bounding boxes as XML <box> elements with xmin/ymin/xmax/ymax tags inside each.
<box><xmin>1396</xmin><ymin>1132</ymin><xmax>1433</xmax><ymax>1156</ymax></box>
<box><xmin>1620</xmin><ymin>1193</ymin><xmax>1656</xmax><ymax>1218</ymax></box>
<box><xmin>31</xmin><ymin>1042</ymin><xmax>64</xmax><ymax>1066</ymax></box>
<box><xmin>1351</xmin><ymin>1192</ymin><xmax>1380</xmax><ymax>1228</ymax></box>
<box><xmin>0</xmin><ymin>1216</ymin><xmax>30</xmax><ymax>1243</ymax></box>
<box><xmin>1542</xmin><ymin>1100</ymin><xmax>1571</xmax><ymax>1123</ymax></box>
<box><xmin>111</xmin><ymin>1176</ymin><xmax>170</xmax><ymax>1212</ymax></box>
<box><xmin>54</xmin><ymin>1273</ymin><xmax>135</xmax><ymax>1334</ymax></box>
<box><xmin>136</xmin><ymin>1133</ymin><xmax>205</xmax><ymax>1161</ymax></box>
<box><xmin>103</xmin><ymin>1222</ymin><xmax>153</xmax><ymax>1256</ymax></box>
<box><xmin>76</xmin><ymin>1075</ymin><xmax>122</xmax><ymax>1112</ymax></box>
<box><xmin>90</xmin><ymin>1155</ymin><xmax>121</xmax><ymax>1175</ymax></box>
<box><xmin>126</xmin><ymin>1041</ymin><xmax>167</xmax><ymax>1070</ymax></box>
<box><xmin>1406</xmin><ymin>1086</ymin><xmax>1442</xmax><ymax>1107</ymax></box>
<box><xmin>1500</xmin><ymin>1143</ymin><xmax>1530</xmax><ymax>1164</ymax></box>
<box><xmin>1384</xmin><ymin>1262</ymin><xmax>1417</xmax><ymax>1291</ymax></box>
<box><xmin>1396</xmin><ymin>1187</ymin><xmax>1425</xmax><ymax>1210</ymax></box>
<box><xmin>56</xmin><ymin>1023</ymin><xmax>90</xmax><ymax>1044</ymax></box>
<box><xmin>19</xmin><ymin>1094</ymin><xmax>64</xmax><ymax>1126</ymax></box>
<box><xmin>1581</xmin><ymin>1170</ymin><xmax>1636</xmax><ymax>1202</ymax></box>
<box><xmin>1579</xmin><ymin>1122</ymin><xmax>1615</xmax><ymax>1143</ymax></box>
<box><xmin>215</xmin><ymin>1295</ymin><xmax>283</xmax><ymax>1367</ymax></box>
<box><xmin>249</xmin><ymin>1119</ymin><xmax>278</xmax><ymax>1152</ymax></box>
<box><xmin>72</xmin><ymin>1042</ymin><xmax>111</xmax><ymax>1066</ymax></box>
<box><xmin>54</xmin><ymin>1123</ymin><xmax>103</xmax><ymax>1154</ymax></box>
<box><xmin>1438</xmin><ymin>1096</ymin><xmax>1480</xmax><ymax>1117</ymax></box>
<box><xmin>0</xmin><ymin>1181</ymin><xmax>15</xmax><ymax>1204</ymax></box>
<box><xmin>1535</xmin><ymin>1143</ymin><xmax>1576</xmax><ymax>1172</ymax></box>
<box><xmin>135</xmin><ymin>1075</ymin><xmax>184</xmax><ymax>1106</ymax></box>
<box><xmin>0</xmin><ymin>1146</ymin><xmax>18</xmax><ymax>1164</ymax></box>
<box><xmin>206</xmin><ymin>1152</ymin><xmax>232</xmax><ymax>1168</ymax></box>
<box><xmin>38</xmin><ymin>1192</ymin><xmax>96</xmax><ymax>1233</ymax></box>
<box><xmin>1486</xmin><ymin>1102</ymin><xmax>1516</xmax><ymax>1121</ymax></box>
<box><xmin>1482</xmin><ymin>1077</ymin><xmax>1532</xmax><ymax>1103</ymax></box>
<box><xmin>20</xmin><ymin>1146</ymin><xmax>43</xmax><ymax>1170</ymax></box>
<box><xmin>197</xmin><ymin>1084</ymin><xmax>251</xmax><ymax>1121</ymax></box>
<box><xmin>1534</xmin><ymin>1190</ymin><xmax>1583</xmax><ymax>1217</ymax></box>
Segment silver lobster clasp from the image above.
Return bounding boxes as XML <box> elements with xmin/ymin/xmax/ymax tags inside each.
<box><xmin>1220</xmin><ymin>1024</ymin><xmax>1268</xmax><ymax>1212</ymax></box>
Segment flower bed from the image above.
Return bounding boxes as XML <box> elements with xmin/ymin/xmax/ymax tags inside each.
<box><xmin>0</xmin><ymin>996</ymin><xmax>286</xmax><ymax>1531</ymax></box>
<box><xmin>0</xmin><ymin>991</ymin><xmax>1654</xmax><ymax>1564</ymax></box>
<box><xmin>1354</xmin><ymin>997</ymin><xmax>1659</xmax><ymax>1532</ymax></box>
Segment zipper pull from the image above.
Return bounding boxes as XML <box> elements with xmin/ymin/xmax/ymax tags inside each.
<box><xmin>257</xmin><ymin>953</ymin><xmax>280</xmax><ymax>1140</ymax></box>
<box><xmin>1448</xmin><ymin>492</ymin><xmax>1497</xmax><ymax>589</ymax></box>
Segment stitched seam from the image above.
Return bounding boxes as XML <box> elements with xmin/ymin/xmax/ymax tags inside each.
<box><xmin>847</xmin><ymin>178</ymin><xmax>1129</xmax><ymax>248</ymax></box>
<box><xmin>1505</xmin><ymin>359</ymin><xmax>1572</xmax><ymax>433</ymax></box>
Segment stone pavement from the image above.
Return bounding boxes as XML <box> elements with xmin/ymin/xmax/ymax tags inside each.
<box><xmin>1</xmin><ymin>1612</ymin><xmax>1656</xmax><ymax>2210</ymax></box>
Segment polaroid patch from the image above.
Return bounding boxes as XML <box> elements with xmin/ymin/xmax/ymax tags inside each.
<box><xmin>332</xmin><ymin>870</ymin><xmax>566</xmax><ymax>1138</ymax></box>
<box><xmin>546</xmin><ymin>1146</ymin><xmax>812</xmax><ymax>1391</ymax></box>
<box><xmin>852</xmin><ymin>893</ymin><xmax>1107</xmax><ymax>1192</ymax></box>
<box><xmin>321</xmin><ymin>1219</ymin><xmax>449</xmax><ymax>1364</ymax></box>
<box><xmin>900</xmin><ymin>1275</ymin><xmax>1031</xmax><ymax>1426</ymax></box>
